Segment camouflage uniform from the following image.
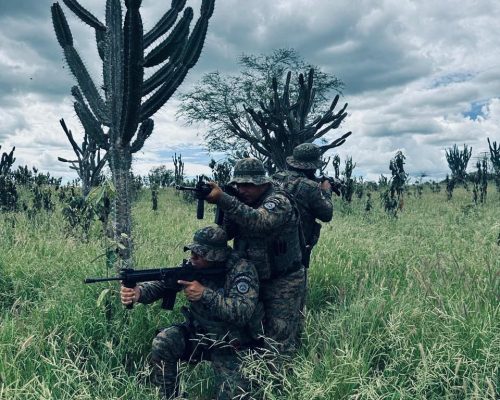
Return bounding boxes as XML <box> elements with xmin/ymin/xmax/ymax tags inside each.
<box><xmin>273</xmin><ymin>144</ymin><xmax>333</xmax><ymax>334</ymax></box>
<box><xmin>217</xmin><ymin>158</ymin><xmax>305</xmax><ymax>354</ymax></box>
<box><xmin>273</xmin><ymin>143</ymin><xmax>333</xmax><ymax>264</ymax></box>
<box><xmin>137</xmin><ymin>226</ymin><xmax>262</xmax><ymax>400</ymax></box>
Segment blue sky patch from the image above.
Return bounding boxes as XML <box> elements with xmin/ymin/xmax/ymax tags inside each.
<box><xmin>462</xmin><ymin>100</ymin><xmax>488</xmax><ymax>120</ymax></box>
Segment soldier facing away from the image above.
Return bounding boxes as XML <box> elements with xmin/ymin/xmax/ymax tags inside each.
<box><xmin>273</xmin><ymin>143</ymin><xmax>334</xmax><ymax>268</ymax></box>
<box><xmin>120</xmin><ymin>226</ymin><xmax>262</xmax><ymax>400</ymax></box>
<box><xmin>203</xmin><ymin>158</ymin><xmax>305</xmax><ymax>355</ymax></box>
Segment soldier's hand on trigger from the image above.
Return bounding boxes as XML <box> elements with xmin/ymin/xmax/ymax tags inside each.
<box><xmin>178</xmin><ymin>280</ymin><xmax>205</xmax><ymax>301</ymax></box>
<box><xmin>120</xmin><ymin>285</ymin><xmax>141</xmax><ymax>305</ymax></box>
<box><xmin>205</xmin><ymin>182</ymin><xmax>223</xmax><ymax>204</ymax></box>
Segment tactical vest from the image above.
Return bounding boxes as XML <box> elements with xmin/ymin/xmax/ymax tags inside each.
<box><xmin>233</xmin><ymin>186</ymin><xmax>302</xmax><ymax>280</ymax></box>
<box><xmin>273</xmin><ymin>170</ymin><xmax>322</xmax><ymax>247</ymax></box>
<box><xmin>184</xmin><ymin>254</ymin><xmax>264</xmax><ymax>346</ymax></box>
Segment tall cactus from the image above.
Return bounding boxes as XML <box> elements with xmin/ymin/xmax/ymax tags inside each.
<box><xmin>445</xmin><ymin>144</ymin><xmax>472</xmax><ymax>187</ymax></box>
<box><xmin>487</xmin><ymin>138</ymin><xmax>500</xmax><ymax>193</ymax></box>
<box><xmin>51</xmin><ymin>0</ymin><xmax>215</xmax><ymax>269</ymax></box>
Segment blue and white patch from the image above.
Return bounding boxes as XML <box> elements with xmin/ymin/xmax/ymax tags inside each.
<box><xmin>236</xmin><ymin>281</ymin><xmax>250</xmax><ymax>294</ymax></box>
<box><xmin>216</xmin><ymin>288</ymin><xmax>225</xmax><ymax>296</ymax></box>
<box><xmin>263</xmin><ymin>201</ymin><xmax>276</xmax><ymax>211</ymax></box>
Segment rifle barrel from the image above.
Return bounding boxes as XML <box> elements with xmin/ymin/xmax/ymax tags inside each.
<box><xmin>175</xmin><ymin>185</ymin><xmax>195</xmax><ymax>191</ymax></box>
<box><xmin>84</xmin><ymin>277</ymin><xmax>122</xmax><ymax>284</ymax></box>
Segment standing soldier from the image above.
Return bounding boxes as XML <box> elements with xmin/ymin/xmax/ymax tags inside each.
<box><xmin>203</xmin><ymin>158</ymin><xmax>305</xmax><ymax>355</ymax></box>
<box><xmin>273</xmin><ymin>143</ymin><xmax>334</xmax><ymax>269</ymax></box>
<box><xmin>121</xmin><ymin>226</ymin><xmax>262</xmax><ymax>400</ymax></box>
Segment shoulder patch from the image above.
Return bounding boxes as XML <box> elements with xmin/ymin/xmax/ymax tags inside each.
<box><xmin>236</xmin><ymin>281</ymin><xmax>250</xmax><ymax>294</ymax></box>
<box><xmin>263</xmin><ymin>201</ymin><xmax>276</xmax><ymax>210</ymax></box>
<box><xmin>234</xmin><ymin>274</ymin><xmax>252</xmax><ymax>294</ymax></box>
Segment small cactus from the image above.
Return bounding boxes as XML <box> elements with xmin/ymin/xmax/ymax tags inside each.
<box><xmin>57</xmin><ymin>117</ymin><xmax>107</xmax><ymax>197</ymax></box>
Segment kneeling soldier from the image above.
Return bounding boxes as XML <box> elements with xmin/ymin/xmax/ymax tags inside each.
<box><xmin>121</xmin><ymin>226</ymin><xmax>262</xmax><ymax>400</ymax></box>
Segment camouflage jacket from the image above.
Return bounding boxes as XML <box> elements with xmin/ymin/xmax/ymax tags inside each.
<box><xmin>218</xmin><ymin>185</ymin><xmax>302</xmax><ymax>281</ymax></box>
<box><xmin>138</xmin><ymin>252</ymin><xmax>262</xmax><ymax>343</ymax></box>
<box><xmin>273</xmin><ymin>170</ymin><xmax>333</xmax><ymax>247</ymax></box>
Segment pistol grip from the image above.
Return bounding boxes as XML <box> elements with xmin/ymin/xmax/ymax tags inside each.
<box><xmin>197</xmin><ymin>199</ymin><xmax>204</xmax><ymax>219</ymax></box>
<box><xmin>124</xmin><ymin>280</ymin><xmax>135</xmax><ymax>310</ymax></box>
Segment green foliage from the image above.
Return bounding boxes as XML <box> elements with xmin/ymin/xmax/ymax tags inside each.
<box><xmin>446</xmin><ymin>144</ymin><xmax>472</xmax><ymax>198</ymax></box>
<box><xmin>0</xmin><ymin>146</ymin><xmax>18</xmax><ymax>212</ymax></box>
<box><xmin>0</xmin><ymin>176</ymin><xmax>18</xmax><ymax>212</ymax></box>
<box><xmin>209</xmin><ymin>158</ymin><xmax>233</xmax><ymax>185</ymax></box>
<box><xmin>472</xmin><ymin>159</ymin><xmax>488</xmax><ymax>205</ymax></box>
<box><xmin>0</xmin><ymin>145</ymin><xmax>16</xmax><ymax>175</ymax></box>
<box><xmin>382</xmin><ymin>151</ymin><xmax>408</xmax><ymax>217</ymax></box>
<box><xmin>1</xmin><ymin>188</ymin><xmax>498</xmax><ymax>399</ymax></box>
<box><xmin>148</xmin><ymin>165</ymin><xmax>174</xmax><ymax>188</ymax></box>
<box><xmin>172</xmin><ymin>152</ymin><xmax>185</xmax><ymax>186</ymax></box>
<box><xmin>341</xmin><ymin>157</ymin><xmax>356</xmax><ymax>203</ymax></box>
<box><xmin>364</xmin><ymin>191</ymin><xmax>373</xmax><ymax>212</ymax></box>
<box><xmin>61</xmin><ymin>188</ymin><xmax>96</xmax><ymax>238</ymax></box>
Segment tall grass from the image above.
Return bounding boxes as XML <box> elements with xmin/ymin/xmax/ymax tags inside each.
<box><xmin>0</xmin><ymin>187</ymin><xmax>498</xmax><ymax>399</ymax></box>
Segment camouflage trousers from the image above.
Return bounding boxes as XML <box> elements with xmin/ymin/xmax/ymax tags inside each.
<box><xmin>260</xmin><ymin>267</ymin><xmax>306</xmax><ymax>355</ymax></box>
<box><xmin>151</xmin><ymin>323</ymin><xmax>251</xmax><ymax>400</ymax></box>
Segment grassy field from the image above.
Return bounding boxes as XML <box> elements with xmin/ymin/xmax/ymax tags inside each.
<box><xmin>0</xmin><ymin>187</ymin><xmax>498</xmax><ymax>399</ymax></box>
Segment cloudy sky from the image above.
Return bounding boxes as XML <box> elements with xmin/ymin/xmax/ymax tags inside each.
<box><xmin>0</xmin><ymin>0</ymin><xmax>499</xmax><ymax>182</ymax></box>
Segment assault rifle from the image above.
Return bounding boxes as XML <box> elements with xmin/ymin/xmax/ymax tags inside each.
<box><xmin>84</xmin><ymin>260</ymin><xmax>226</xmax><ymax>310</ymax></box>
<box><xmin>317</xmin><ymin>175</ymin><xmax>344</xmax><ymax>196</ymax></box>
<box><xmin>176</xmin><ymin>178</ymin><xmax>239</xmax><ymax>225</ymax></box>
<box><xmin>175</xmin><ymin>176</ymin><xmax>212</xmax><ymax>219</ymax></box>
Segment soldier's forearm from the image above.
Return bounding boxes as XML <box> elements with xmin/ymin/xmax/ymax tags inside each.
<box><xmin>137</xmin><ymin>281</ymin><xmax>168</xmax><ymax>304</ymax></box>
<box><xmin>218</xmin><ymin>192</ymin><xmax>284</xmax><ymax>231</ymax></box>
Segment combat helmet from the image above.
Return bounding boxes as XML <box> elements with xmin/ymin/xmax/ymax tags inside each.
<box><xmin>184</xmin><ymin>226</ymin><xmax>231</xmax><ymax>262</ymax></box>
<box><xmin>286</xmin><ymin>143</ymin><xmax>323</xmax><ymax>170</ymax></box>
<box><xmin>229</xmin><ymin>158</ymin><xmax>271</xmax><ymax>185</ymax></box>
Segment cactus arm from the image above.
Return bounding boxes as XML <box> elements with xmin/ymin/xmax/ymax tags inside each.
<box><xmin>71</xmin><ymin>85</ymin><xmax>85</xmax><ymax>105</ymax></box>
<box><xmin>121</xmin><ymin>0</ymin><xmax>144</xmax><ymax>144</ymax></box>
<box><xmin>59</xmin><ymin>118</ymin><xmax>83</xmax><ymax>161</ymax></box>
<box><xmin>183</xmin><ymin>0</ymin><xmax>214</xmax><ymax>68</ymax></box>
<box><xmin>144</xmin><ymin>8</ymin><xmax>193</xmax><ymax>68</ymax></box>
<box><xmin>130</xmin><ymin>119</ymin><xmax>154</xmax><ymax>153</ymax></box>
<box><xmin>142</xmin><ymin>57</ymin><xmax>178</xmax><ymax>96</ymax></box>
<box><xmin>90</xmin><ymin>153</ymin><xmax>108</xmax><ymax>187</ymax></box>
<box><xmin>51</xmin><ymin>3</ymin><xmax>74</xmax><ymax>48</ymax></box>
<box><xmin>74</xmin><ymin>101</ymin><xmax>109</xmax><ymax>150</ymax></box>
<box><xmin>140</xmin><ymin>0</ymin><xmax>214</xmax><ymax>121</ymax></box>
<box><xmin>140</xmin><ymin>63</ymin><xmax>186</xmax><ymax>121</ymax></box>
<box><xmin>144</xmin><ymin>0</ymin><xmax>186</xmax><ymax>48</ymax></box>
<box><xmin>52</xmin><ymin>3</ymin><xmax>109</xmax><ymax>125</ymax></box>
<box><xmin>143</xmin><ymin>42</ymin><xmax>186</xmax><ymax>96</ymax></box>
<box><xmin>64</xmin><ymin>46</ymin><xmax>109</xmax><ymax>125</ymax></box>
<box><xmin>62</xmin><ymin>0</ymin><xmax>106</xmax><ymax>31</ymax></box>
<box><xmin>95</xmin><ymin>29</ymin><xmax>106</xmax><ymax>61</ymax></box>
<box><xmin>319</xmin><ymin>131</ymin><xmax>353</xmax><ymax>152</ymax></box>
<box><xmin>105</xmin><ymin>0</ymin><xmax>123</xmax><ymax>134</ymax></box>
<box><xmin>58</xmin><ymin>157</ymin><xmax>78</xmax><ymax>164</ymax></box>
